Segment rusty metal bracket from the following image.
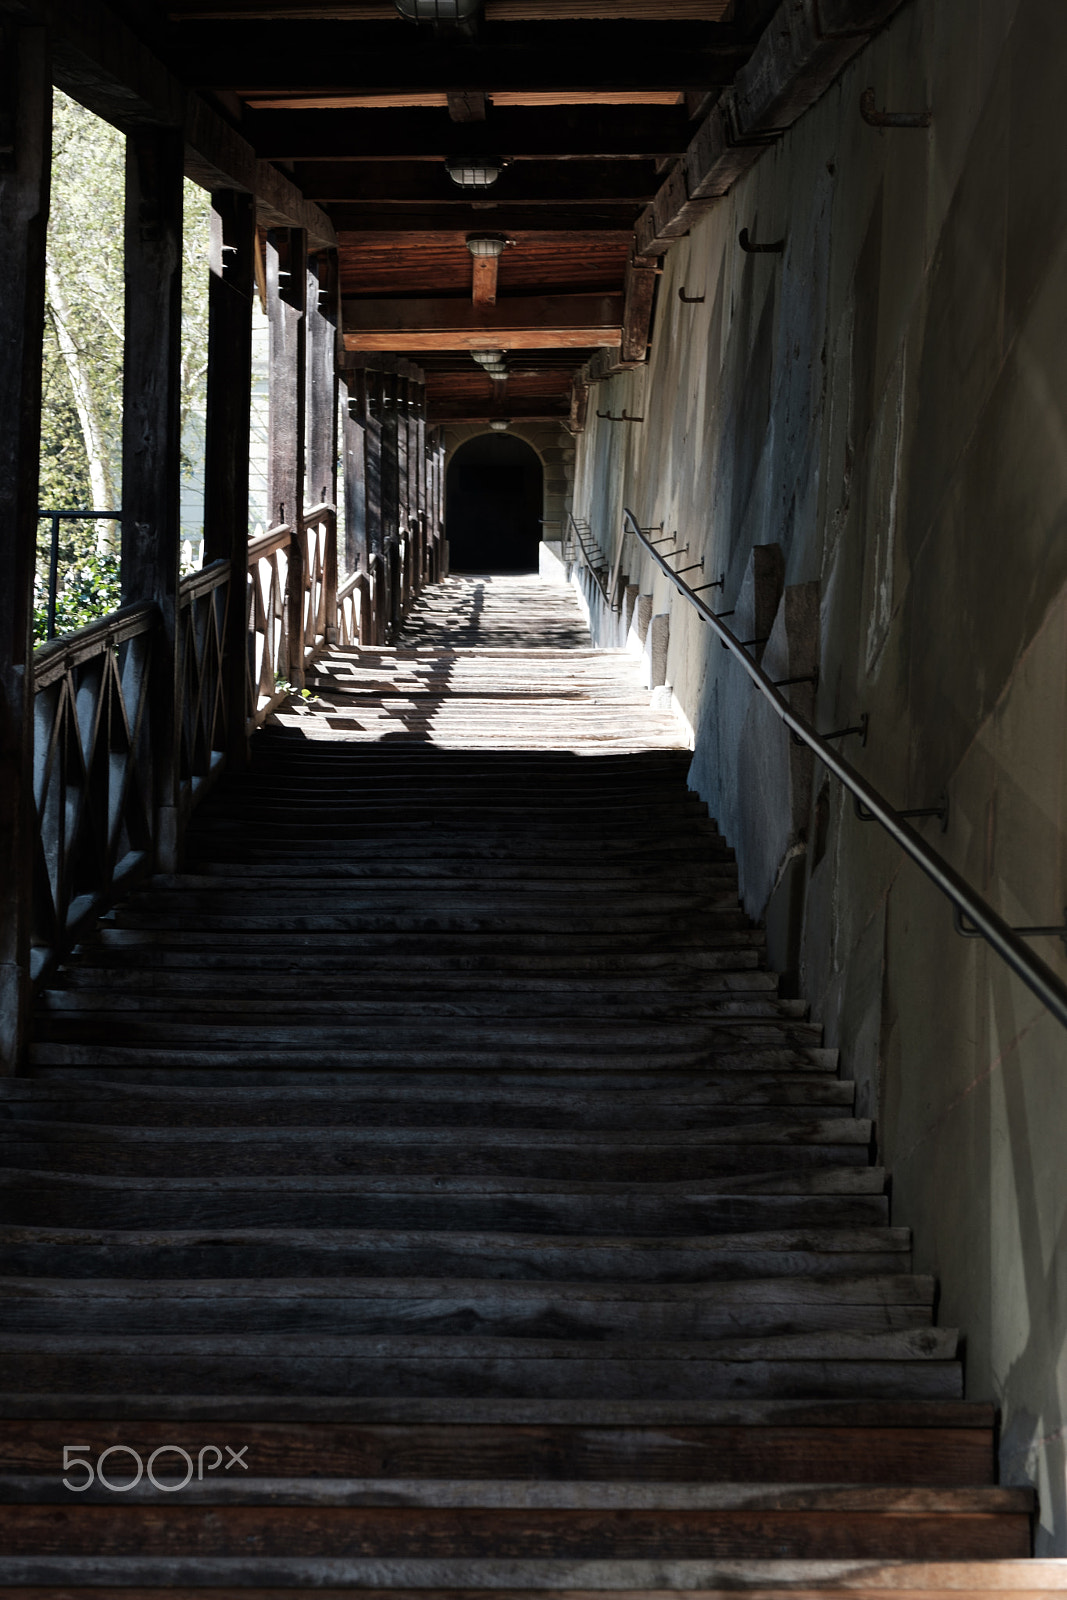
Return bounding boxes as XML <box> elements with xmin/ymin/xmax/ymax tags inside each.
<box><xmin>691</xmin><ymin>572</ymin><xmax>725</xmax><ymax>595</ymax></box>
<box><xmin>739</xmin><ymin>227</ymin><xmax>784</xmax><ymax>255</ymax></box>
<box><xmin>860</xmin><ymin>88</ymin><xmax>932</xmax><ymax>129</ymax></box>
<box><xmin>954</xmin><ymin>904</ymin><xmax>1067</xmax><ymax>953</ymax></box>
<box><xmin>856</xmin><ymin>791</ymin><xmax>948</xmax><ymax>832</ymax></box>
<box><xmin>793</xmin><ymin>712</ymin><xmax>868</xmax><ymax>748</ymax></box>
<box><xmin>678</xmin><ymin>287</ymin><xmax>706</xmax><ymax>303</ymax></box>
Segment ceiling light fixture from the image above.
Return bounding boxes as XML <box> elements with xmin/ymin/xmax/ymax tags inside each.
<box><xmin>395</xmin><ymin>0</ymin><xmax>480</xmax><ymax>20</ymax></box>
<box><xmin>471</xmin><ymin>349</ymin><xmax>505</xmax><ymax>366</ymax></box>
<box><xmin>446</xmin><ymin>156</ymin><xmax>503</xmax><ymax>190</ymax></box>
<box><xmin>466</xmin><ymin>234</ymin><xmax>510</xmax><ymax>259</ymax></box>
<box><xmin>489</xmin><ymin>420</ymin><xmax>509</xmax><ymax>431</ymax></box>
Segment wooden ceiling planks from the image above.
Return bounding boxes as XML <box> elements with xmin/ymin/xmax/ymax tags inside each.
<box><xmin>339</xmin><ymin>230</ymin><xmax>632</xmax><ymax>296</ymax></box>
<box><xmin>168</xmin><ymin>2</ymin><xmax>729</xmax><ymax>18</ymax></box>
<box><xmin>295</xmin><ymin>159</ymin><xmax>659</xmax><ymax>205</ymax></box>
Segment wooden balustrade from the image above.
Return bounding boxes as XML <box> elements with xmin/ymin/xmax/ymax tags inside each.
<box><xmin>177</xmin><ymin>557</ymin><xmax>231</xmax><ymax>808</ymax></box>
<box><xmin>29</xmin><ymin>461</ymin><xmax>438</xmax><ymax>985</ymax></box>
<box><xmin>31</xmin><ymin>602</ymin><xmax>159</xmax><ymax>981</ymax></box>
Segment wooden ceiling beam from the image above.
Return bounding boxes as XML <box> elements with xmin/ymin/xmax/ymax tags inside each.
<box><xmin>246</xmin><ymin>104</ymin><xmax>692</xmax><ymax>161</ymax></box>
<box><xmin>330</xmin><ymin>204</ymin><xmax>642</xmax><ymax>231</ymax></box>
<box><xmin>635</xmin><ymin>0</ymin><xmax>910</xmax><ymax>254</ymax></box>
<box><xmin>168</xmin><ymin>2</ymin><xmax>730</xmax><ymax>17</ymax></box>
<box><xmin>294</xmin><ymin>158</ymin><xmax>658</xmax><ymax>204</ymax></box>
<box><xmin>0</xmin><ymin>0</ymin><xmax>336</xmax><ymax>246</ymax></box>
<box><xmin>170</xmin><ymin>22</ymin><xmax>746</xmax><ymax>94</ymax></box>
<box><xmin>343</xmin><ymin>291</ymin><xmax>623</xmax><ymax>351</ymax></box>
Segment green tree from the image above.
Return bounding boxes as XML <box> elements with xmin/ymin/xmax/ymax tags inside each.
<box><xmin>36</xmin><ymin>89</ymin><xmax>212</xmax><ymax>642</ymax></box>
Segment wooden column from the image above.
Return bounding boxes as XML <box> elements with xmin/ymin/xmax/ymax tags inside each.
<box><xmin>265</xmin><ymin>227</ymin><xmax>307</xmax><ymax>686</ymax></box>
<box><xmin>203</xmin><ymin>188</ymin><xmax>255</xmax><ymax>767</ymax></box>
<box><xmin>341</xmin><ymin>367</ymin><xmax>367</xmax><ymax>576</ymax></box>
<box><xmin>363</xmin><ymin>367</ymin><xmax>383</xmax><ymax>560</ymax></box>
<box><xmin>307</xmin><ymin>250</ymin><xmax>339</xmax><ymax>640</ymax></box>
<box><xmin>0</xmin><ymin>26</ymin><xmax>50</xmax><ymax>1070</ymax></box>
<box><xmin>379</xmin><ymin>364</ymin><xmax>400</xmax><ymax>545</ymax></box>
<box><xmin>121</xmin><ymin>126</ymin><xmax>185</xmax><ymax>872</ymax></box>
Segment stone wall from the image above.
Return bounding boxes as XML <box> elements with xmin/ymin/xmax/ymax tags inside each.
<box><xmin>571</xmin><ymin>0</ymin><xmax>1067</xmax><ymax>1552</ymax></box>
<box><xmin>443</xmin><ymin>422</ymin><xmax>576</xmax><ymax>549</ymax></box>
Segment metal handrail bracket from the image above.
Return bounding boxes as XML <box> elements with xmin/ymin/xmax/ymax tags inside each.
<box><xmin>624</xmin><ymin>507</ymin><xmax>1067</xmax><ymax>1032</ymax></box>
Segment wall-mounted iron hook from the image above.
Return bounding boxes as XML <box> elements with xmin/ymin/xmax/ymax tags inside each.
<box><xmin>673</xmin><ymin>560</ymin><xmax>705</xmax><ymax>577</ymax></box>
<box><xmin>678</xmin><ymin>287</ymin><xmax>706</xmax><ymax>304</ymax></box>
<box><xmin>855</xmin><ymin>791</ymin><xmax>948</xmax><ymax>832</ymax></box>
<box><xmin>620</xmin><ymin>409</ymin><xmax>645</xmax><ymax>423</ymax></box>
<box><xmin>739</xmin><ymin>227</ymin><xmax>784</xmax><ymax>255</ymax></box>
<box><xmin>953</xmin><ymin>903</ymin><xmax>1067</xmax><ymax>953</ymax></box>
<box><xmin>792</xmin><ymin>712</ymin><xmax>868</xmax><ymax>748</ymax></box>
<box><xmin>692</xmin><ymin>573</ymin><xmax>725</xmax><ymax>594</ymax></box>
<box><xmin>860</xmin><ymin>88</ymin><xmax>931</xmax><ymax>129</ymax></box>
<box><xmin>595</xmin><ymin>409</ymin><xmax>619</xmax><ymax>421</ymax></box>
<box><xmin>774</xmin><ymin>670</ymin><xmax>819</xmax><ymax>689</ymax></box>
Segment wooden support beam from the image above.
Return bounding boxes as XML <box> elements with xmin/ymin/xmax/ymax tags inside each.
<box><xmin>293</xmin><ymin>159</ymin><xmax>659</xmax><ymax>206</ymax></box>
<box><xmin>306</xmin><ymin>250</ymin><xmax>340</xmax><ymax>638</ymax></box>
<box><xmin>619</xmin><ymin>245</ymin><xmax>658</xmax><ymax>364</ymax></box>
<box><xmin>447</xmin><ymin>90</ymin><xmax>487</xmax><ymax>123</ymax></box>
<box><xmin>569</xmin><ymin>376</ymin><xmax>590</xmax><ymax>433</ymax></box>
<box><xmin>635</xmin><ymin>0</ymin><xmax>909</xmax><ymax>254</ymax></box>
<box><xmin>265</xmin><ymin>227</ymin><xmax>308</xmax><ymax>685</ymax></box>
<box><xmin>203</xmin><ymin>188</ymin><xmax>256</xmax><ymax>767</ymax></box>
<box><xmin>246</xmin><ymin>105</ymin><xmax>692</xmax><ymax>162</ymax></box>
<box><xmin>472</xmin><ymin>254</ymin><xmax>499</xmax><ymax>306</ymax></box>
<box><xmin>120</xmin><ymin>126</ymin><xmax>185</xmax><ymax>870</ymax></box>
<box><xmin>339</xmin><ymin>367</ymin><xmax>368</xmax><ymax>575</ymax></box>
<box><xmin>428</xmin><ymin>400</ymin><xmax>570</xmax><ymax>422</ymax></box>
<box><xmin>331</xmin><ymin>204</ymin><xmax>642</xmax><ymax>235</ymax></box>
<box><xmin>0</xmin><ymin>0</ymin><xmax>336</xmax><ymax>246</ymax></box>
<box><xmin>0</xmin><ymin>23</ymin><xmax>49</xmax><ymax>1070</ymax></box>
<box><xmin>172</xmin><ymin>22</ymin><xmax>748</xmax><ymax>94</ymax></box>
<box><xmin>343</xmin><ymin>292</ymin><xmax>623</xmax><ymax>351</ymax></box>
<box><xmin>168</xmin><ymin>1</ymin><xmax>731</xmax><ymax>16</ymax></box>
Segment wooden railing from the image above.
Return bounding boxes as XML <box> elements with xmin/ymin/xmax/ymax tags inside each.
<box><xmin>178</xmin><ymin>557</ymin><xmax>230</xmax><ymax>807</ymax></box>
<box><xmin>31</xmin><ymin>601</ymin><xmax>159</xmax><ymax>980</ymax></box>
<box><xmin>247</xmin><ymin>522</ymin><xmax>293</xmax><ymax>724</ymax></box>
<box><xmin>30</xmin><ymin>482</ymin><xmax>440</xmax><ymax>979</ymax></box>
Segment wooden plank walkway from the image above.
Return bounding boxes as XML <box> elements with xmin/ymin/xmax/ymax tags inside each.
<box><xmin>0</xmin><ymin>575</ymin><xmax>1056</xmax><ymax>1594</ymax></box>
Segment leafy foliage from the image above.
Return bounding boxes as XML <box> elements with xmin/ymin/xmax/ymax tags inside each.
<box><xmin>36</xmin><ymin>90</ymin><xmax>212</xmax><ymax>644</ymax></box>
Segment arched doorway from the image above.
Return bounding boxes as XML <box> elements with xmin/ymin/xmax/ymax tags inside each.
<box><xmin>445</xmin><ymin>434</ymin><xmax>544</xmax><ymax>573</ymax></box>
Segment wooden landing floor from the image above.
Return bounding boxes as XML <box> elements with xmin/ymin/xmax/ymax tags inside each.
<box><xmin>272</xmin><ymin>575</ymin><xmax>687</xmax><ymax>752</ymax></box>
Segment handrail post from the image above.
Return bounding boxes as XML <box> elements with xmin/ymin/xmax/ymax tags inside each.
<box><xmin>121</xmin><ymin>125</ymin><xmax>185</xmax><ymax>873</ymax></box>
<box><xmin>204</xmin><ymin>188</ymin><xmax>255</xmax><ymax>769</ymax></box>
<box><xmin>0</xmin><ymin>24</ymin><xmax>51</xmax><ymax>1071</ymax></box>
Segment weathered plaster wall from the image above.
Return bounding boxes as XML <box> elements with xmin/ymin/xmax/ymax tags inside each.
<box><xmin>572</xmin><ymin>0</ymin><xmax>1067</xmax><ymax>1550</ymax></box>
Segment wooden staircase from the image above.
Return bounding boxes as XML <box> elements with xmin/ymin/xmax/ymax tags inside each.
<box><xmin>0</xmin><ymin>576</ymin><xmax>1056</xmax><ymax>1595</ymax></box>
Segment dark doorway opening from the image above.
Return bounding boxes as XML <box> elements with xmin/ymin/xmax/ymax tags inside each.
<box><xmin>446</xmin><ymin>434</ymin><xmax>543</xmax><ymax>573</ymax></box>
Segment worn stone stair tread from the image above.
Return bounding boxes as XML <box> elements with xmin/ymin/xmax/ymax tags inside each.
<box><xmin>29</xmin><ymin>1047</ymin><xmax>832</xmax><ymax>1075</ymax></box>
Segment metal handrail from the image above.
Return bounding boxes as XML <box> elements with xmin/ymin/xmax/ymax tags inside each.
<box><xmin>567</xmin><ymin>511</ymin><xmax>611</xmax><ymax>608</ymax></box>
<box><xmin>37</xmin><ymin>507</ymin><xmax>122</xmax><ymax>641</ymax></box>
<box><xmin>624</xmin><ymin>507</ymin><xmax>1067</xmax><ymax>1032</ymax></box>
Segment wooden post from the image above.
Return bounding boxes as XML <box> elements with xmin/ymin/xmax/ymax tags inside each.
<box><xmin>307</xmin><ymin>250</ymin><xmax>339</xmax><ymax>640</ymax></box>
<box><xmin>121</xmin><ymin>126</ymin><xmax>185</xmax><ymax>873</ymax></box>
<box><xmin>341</xmin><ymin>367</ymin><xmax>367</xmax><ymax>577</ymax></box>
<box><xmin>265</xmin><ymin>227</ymin><xmax>307</xmax><ymax>686</ymax></box>
<box><xmin>203</xmin><ymin>188</ymin><xmax>255</xmax><ymax>766</ymax></box>
<box><xmin>0</xmin><ymin>26</ymin><xmax>50</xmax><ymax>1070</ymax></box>
<box><xmin>379</xmin><ymin>363</ymin><xmax>400</xmax><ymax>546</ymax></box>
<box><xmin>363</xmin><ymin>366</ymin><xmax>383</xmax><ymax>563</ymax></box>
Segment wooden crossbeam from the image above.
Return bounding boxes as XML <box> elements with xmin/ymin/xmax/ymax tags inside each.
<box><xmin>0</xmin><ymin>0</ymin><xmax>336</xmax><ymax>246</ymax></box>
<box><xmin>168</xmin><ymin>2</ymin><xmax>730</xmax><ymax>16</ymax></box>
<box><xmin>246</xmin><ymin>105</ymin><xmax>692</xmax><ymax>161</ymax></box>
<box><xmin>293</xmin><ymin>159</ymin><xmax>659</xmax><ymax>205</ymax></box>
<box><xmin>330</xmin><ymin>204</ymin><xmax>643</xmax><ymax>233</ymax></box>
<box><xmin>343</xmin><ymin>291</ymin><xmax>623</xmax><ymax>351</ymax></box>
<box><xmin>171</xmin><ymin>22</ymin><xmax>746</xmax><ymax>94</ymax></box>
